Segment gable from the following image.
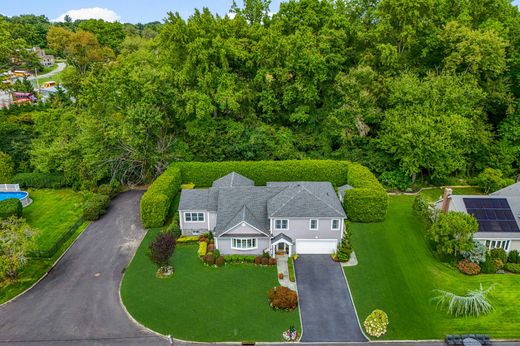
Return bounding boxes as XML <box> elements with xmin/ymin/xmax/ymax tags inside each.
<box><xmin>221</xmin><ymin>221</ymin><xmax>269</xmax><ymax>237</ymax></box>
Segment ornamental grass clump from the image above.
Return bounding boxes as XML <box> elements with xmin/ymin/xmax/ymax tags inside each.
<box><xmin>432</xmin><ymin>284</ymin><xmax>494</xmax><ymax>317</ymax></box>
<box><xmin>363</xmin><ymin>309</ymin><xmax>389</xmax><ymax>337</ymax></box>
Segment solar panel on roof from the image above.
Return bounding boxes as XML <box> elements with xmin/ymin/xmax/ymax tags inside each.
<box><xmin>463</xmin><ymin>198</ymin><xmax>520</xmax><ymax>233</ymax></box>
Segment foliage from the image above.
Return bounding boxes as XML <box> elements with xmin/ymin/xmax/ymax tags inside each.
<box><xmin>0</xmin><ymin>151</ymin><xmax>14</xmax><ymax>182</ymax></box>
<box><xmin>287</xmin><ymin>256</ymin><xmax>295</xmax><ymax>282</ymax></box>
<box><xmin>480</xmin><ymin>253</ymin><xmax>497</xmax><ymax>274</ymax></box>
<box><xmin>335</xmin><ymin>222</ymin><xmax>352</xmax><ymax>262</ymax></box>
<box><xmin>504</xmin><ymin>263</ymin><xmax>520</xmax><ymax>274</ymax></box>
<box><xmin>215</xmin><ymin>256</ymin><xmax>225</xmax><ymax>267</ymax></box>
<box><xmin>344</xmin><ymin>188</ymin><xmax>388</xmax><ymax>223</ymax></box>
<box><xmin>363</xmin><ymin>310</ymin><xmax>389</xmax><ymax>338</ymax></box>
<box><xmin>96</xmin><ymin>181</ymin><xmax>121</xmax><ymax>199</ymax></box>
<box><xmin>176</xmin><ymin>236</ymin><xmax>199</xmax><ymax>243</ymax></box>
<box><xmin>427</xmin><ymin>212</ymin><xmax>479</xmax><ymax>258</ymax></box>
<box><xmin>413</xmin><ymin>194</ymin><xmax>435</xmax><ymax>224</ymax></box>
<box><xmin>12</xmin><ymin>172</ymin><xmax>68</xmax><ymax>189</ymax></box>
<box><xmin>433</xmin><ymin>284</ymin><xmax>494</xmax><ymax>317</ymax></box>
<box><xmin>461</xmin><ymin>241</ymin><xmax>487</xmax><ymax>264</ymax></box>
<box><xmin>0</xmin><ymin>216</ymin><xmax>36</xmax><ymax>281</ymax></box>
<box><xmin>198</xmin><ymin>241</ymin><xmax>207</xmax><ymax>257</ymax></box>
<box><xmin>457</xmin><ymin>259</ymin><xmax>481</xmax><ymax>276</ymax></box>
<box><xmin>82</xmin><ymin>194</ymin><xmax>110</xmax><ymax>221</ymax></box>
<box><xmin>476</xmin><ymin>168</ymin><xmax>515</xmax><ymax>194</ymax></box>
<box><xmin>140</xmin><ymin>167</ymin><xmax>181</xmax><ymax>228</ymax></box>
<box><xmin>507</xmin><ymin>250</ymin><xmax>520</xmax><ymax>264</ymax></box>
<box><xmin>489</xmin><ymin>248</ymin><xmax>508</xmax><ymax>264</ymax></box>
<box><xmin>147</xmin><ymin>231</ymin><xmax>176</xmax><ymax>269</ymax></box>
<box><xmin>0</xmin><ymin>198</ymin><xmax>23</xmax><ymax>219</ymax></box>
<box><xmin>267</xmin><ymin>286</ymin><xmax>298</xmax><ymax>311</ymax></box>
<box><xmin>379</xmin><ymin>170</ymin><xmax>412</xmax><ymax>191</ymax></box>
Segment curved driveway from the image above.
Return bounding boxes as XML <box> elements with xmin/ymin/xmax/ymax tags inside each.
<box><xmin>0</xmin><ymin>191</ymin><xmax>167</xmax><ymax>345</ymax></box>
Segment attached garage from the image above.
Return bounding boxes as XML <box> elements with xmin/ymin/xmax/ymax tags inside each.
<box><xmin>295</xmin><ymin>239</ymin><xmax>338</xmax><ymax>254</ymax></box>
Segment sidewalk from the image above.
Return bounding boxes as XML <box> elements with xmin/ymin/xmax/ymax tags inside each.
<box><xmin>276</xmin><ymin>255</ymin><xmax>297</xmax><ymax>291</ymax></box>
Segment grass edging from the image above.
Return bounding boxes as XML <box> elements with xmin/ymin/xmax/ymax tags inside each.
<box><xmin>0</xmin><ymin>221</ymin><xmax>89</xmax><ymax>307</ymax></box>
<box><xmin>341</xmin><ymin>268</ymin><xmax>370</xmax><ymax>341</ymax></box>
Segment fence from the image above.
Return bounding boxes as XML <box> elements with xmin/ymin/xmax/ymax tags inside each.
<box><xmin>29</xmin><ymin>217</ymin><xmax>85</xmax><ymax>258</ymax></box>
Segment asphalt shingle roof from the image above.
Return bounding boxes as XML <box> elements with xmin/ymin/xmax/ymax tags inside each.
<box><xmin>212</xmin><ymin>172</ymin><xmax>254</xmax><ymax>188</ymax></box>
<box><xmin>178</xmin><ymin>189</ymin><xmax>209</xmax><ymax>210</ymax></box>
<box><xmin>491</xmin><ymin>181</ymin><xmax>520</xmax><ymax>197</ymax></box>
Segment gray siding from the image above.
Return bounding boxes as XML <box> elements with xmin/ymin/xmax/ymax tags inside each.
<box><xmin>208</xmin><ymin>212</ymin><xmax>217</xmax><ymax>230</ymax></box>
<box><xmin>216</xmin><ymin>237</ymin><xmax>270</xmax><ymax>255</ymax></box>
<box><xmin>270</xmin><ymin>217</ymin><xmax>344</xmax><ymax>242</ymax></box>
<box><xmin>179</xmin><ymin>210</ymin><xmax>209</xmax><ymax>235</ymax></box>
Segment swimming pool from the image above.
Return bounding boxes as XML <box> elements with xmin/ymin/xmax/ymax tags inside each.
<box><xmin>0</xmin><ymin>191</ymin><xmax>31</xmax><ymax>207</ymax></box>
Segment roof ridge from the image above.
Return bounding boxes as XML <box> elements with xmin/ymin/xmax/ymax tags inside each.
<box><xmin>300</xmin><ymin>184</ymin><xmax>345</xmax><ymax>216</ymax></box>
<box><xmin>269</xmin><ymin>185</ymin><xmax>303</xmax><ymax>217</ymax></box>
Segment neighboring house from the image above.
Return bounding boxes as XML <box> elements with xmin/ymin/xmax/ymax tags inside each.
<box><xmin>436</xmin><ymin>182</ymin><xmax>520</xmax><ymax>252</ymax></box>
<box><xmin>29</xmin><ymin>47</ymin><xmax>55</xmax><ymax>67</ymax></box>
<box><xmin>179</xmin><ymin>172</ymin><xmax>347</xmax><ymax>256</ymax></box>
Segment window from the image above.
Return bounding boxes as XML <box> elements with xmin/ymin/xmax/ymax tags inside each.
<box><xmin>331</xmin><ymin>219</ymin><xmax>340</xmax><ymax>230</ymax></box>
<box><xmin>274</xmin><ymin>219</ymin><xmax>288</xmax><ymax>230</ymax></box>
<box><xmin>309</xmin><ymin>219</ymin><xmax>318</xmax><ymax>230</ymax></box>
<box><xmin>232</xmin><ymin>238</ymin><xmax>257</xmax><ymax>250</ymax></box>
<box><xmin>484</xmin><ymin>239</ymin><xmax>510</xmax><ymax>251</ymax></box>
<box><xmin>185</xmin><ymin>212</ymin><xmax>205</xmax><ymax>222</ymax></box>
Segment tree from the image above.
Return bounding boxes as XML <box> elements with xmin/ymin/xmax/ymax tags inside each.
<box><xmin>0</xmin><ymin>151</ymin><xmax>14</xmax><ymax>182</ymax></box>
<box><xmin>0</xmin><ymin>216</ymin><xmax>36</xmax><ymax>281</ymax></box>
<box><xmin>476</xmin><ymin>168</ymin><xmax>514</xmax><ymax>194</ymax></box>
<box><xmin>335</xmin><ymin>221</ymin><xmax>352</xmax><ymax>262</ymax></box>
<box><xmin>427</xmin><ymin>212</ymin><xmax>479</xmax><ymax>258</ymax></box>
<box><xmin>148</xmin><ymin>232</ymin><xmax>176</xmax><ymax>272</ymax></box>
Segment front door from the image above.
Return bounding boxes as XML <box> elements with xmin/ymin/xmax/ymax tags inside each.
<box><xmin>277</xmin><ymin>242</ymin><xmax>289</xmax><ymax>255</ymax></box>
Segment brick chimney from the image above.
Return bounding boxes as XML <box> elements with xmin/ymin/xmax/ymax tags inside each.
<box><xmin>440</xmin><ymin>187</ymin><xmax>452</xmax><ymax>213</ymax></box>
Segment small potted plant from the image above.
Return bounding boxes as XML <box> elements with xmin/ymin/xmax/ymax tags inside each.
<box><xmin>278</xmin><ymin>272</ymin><xmax>284</xmax><ymax>280</ymax></box>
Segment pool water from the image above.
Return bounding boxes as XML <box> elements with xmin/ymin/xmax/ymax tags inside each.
<box><xmin>0</xmin><ymin>191</ymin><xmax>29</xmax><ymax>202</ymax></box>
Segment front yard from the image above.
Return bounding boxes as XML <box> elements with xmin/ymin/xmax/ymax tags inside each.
<box><xmin>345</xmin><ymin>195</ymin><xmax>520</xmax><ymax>340</ymax></box>
<box><xmin>121</xmin><ymin>229</ymin><xmax>300</xmax><ymax>342</ymax></box>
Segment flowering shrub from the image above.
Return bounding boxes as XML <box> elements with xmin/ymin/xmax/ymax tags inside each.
<box><xmin>457</xmin><ymin>259</ymin><xmax>481</xmax><ymax>275</ymax></box>
<box><xmin>176</xmin><ymin>236</ymin><xmax>199</xmax><ymax>243</ymax></box>
<box><xmin>198</xmin><ymin>241</ymin><xmax>207</xmax><ymax>257</ymax></box>
<box><xmin>268</xmin><ymin>286</ymin><xmax>298</xmax><ymax>310</ymax></box>
<box><xmin>363</xmin><ymin>309</ymin><xmax>389</xmax><ymax>337</ymax></box>
<box><xmin>282</xmin><ymin>325</ymin><xmax>298</xmax><ymax>341</ymax></box>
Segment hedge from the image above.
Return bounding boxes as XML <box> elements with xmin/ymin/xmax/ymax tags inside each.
<box><xmin>12</xmin><ymin>172</ymin><xmax>68</xmax><ymax>189</ymax></box>
<box><xmin>141</xmin><ymin>160</ymin><xmax>387</xmax><ymax>227</ymax></box>
<box><xmin>0</xmin><ymin>198</ymin><xmax>23</xmax><ymax>219</ymax></box>
<box><xmin>83</xmin><ymin>194</ymin><xmax>110</xmax><ymax>221</ymax></box>
<box><xmin>140</xmin><ymin>167</ymin><xmax>181</xmax><ymax>228</ymax></box>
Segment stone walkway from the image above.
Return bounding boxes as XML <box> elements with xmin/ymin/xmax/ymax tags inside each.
<box><xmin>276</xmin><ymin>255</ymin><xmax>297</xmax><ymax>291</ymax></box>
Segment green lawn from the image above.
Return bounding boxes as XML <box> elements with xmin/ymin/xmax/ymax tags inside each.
<box><xmin>419</xmin><ymin>186</ymin><xmax>483</xmax><ymax>202</ymax></box>
<box><xmin>121</xmin><ymin>230</ymin><xmax>300</xmax><ymax>342</ymax></box>
<box><xmin>345</xmin><ymin>195</ymin><xmax>520</xmax><ymax>340</ymax></box>
<box><xmin>24</xmin><ymin>189</ymin><xmax>88</xmax><ymax>251</ymax></box>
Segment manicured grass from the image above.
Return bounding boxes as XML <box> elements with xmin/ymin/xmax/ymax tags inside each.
<box><xmin>345</xmin><ymin>195</ymin><xmax>520</xmax><ymax>340</ymax></box>
<box><xmin>121</xmin><ymin>229</ymin><xmax>300</xmax><ymax>342</ymax></box>
<box><xmin>23</xmin><ymin>189</ymin><xmax>88</xmax><ymax>251</ymax></box>
<box><xmin>419</xmin><ymin>186</ymin><xmax>483</xmax><ymax>202</ymax></box>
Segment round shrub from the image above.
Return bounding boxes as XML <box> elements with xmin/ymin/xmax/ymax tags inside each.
<box><xmin>216</xmin><ymin>256</ymin><xmax>225</xmax><ymax>267</ymax></box>
<box><xmin>504</xmin><ymin>263</ymin><xmax>520</xmax><ymax>274</ymax></box>
<box><xmin>480</xmin><ymin>254</ymin><xmax>497</xmax><ymax>274</ymax></box>
<box><xmin>83</xmin><ymin>194</ymin><xmax>110</xmax><ymax>221</ymax></box>
<box><xmin>204</xmin><ymin>254</ymin><xmax>215</xmax><ymax>265</ymax></box>
<box><xmin>489</xmin><ymin>248</ymin><xmax>507</xmax><ymax>264</ymax></box>
<box><xmin>507</xmin><ymin>250</ymin><xmax>519</xmax><ymax>264</ymax></box>
<box><xmin>268</xmin><ymin>258</ymin><xmax>277</xmax><ymax>266</ymax></box>
<box><xmin>0</xmin><ymin>198</ymin><xmax>23</xmax><ymax>219</ymax></box>
<box><xmin>197</xmin><ymin>241</ymin><xmax>207</xmax><ymax>257</ymax></box>
<box><xmin>268</xmin><ymin>286</ymin><xmax>298</xmax><ymax>310</ymax></box>
<box><xmin>254</xmin><ymin>256</ymin><xmax>262</xmax><ymax>265</ymax></box>
<box><xmin>207</xmin><ymin>243</ymin><xmax>215</xmax><ymax>252</ymax></box>
<box><xmin>494</xmin><ymin>259</ymin><xmax>504</xmax><ymax>270</ymax></box>
<box><xmin>363</xmin><ymin>309</ymin><xmax>389</xmax><ymax>338</ymax></box>
<box><xmin>261</xmin><ymin>257</ymin><xmax>269</xmax><ymax>265</ymax></box>
<box><xmin>457</xmin><ymin>259</ymin><xmax>481</xmax><ymax>275</ymax></box>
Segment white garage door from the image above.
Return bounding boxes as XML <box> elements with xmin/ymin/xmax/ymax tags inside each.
<box><xmin>295</xmin><ymin>239</ymin><xmax>338</xmax><ymax>254</ymax></box>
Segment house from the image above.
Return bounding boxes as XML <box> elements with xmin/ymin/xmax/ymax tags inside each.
<box><xmin>436</xmin><ymin>182</ymin><xmax>520</xmax><ymax>252</ymax></box>
<box><xmin>178</xmin><ymin>172</ymin><xmax>347</xmax><ymax>256</ymax></box>
<box><xmin>29</xmin><ymin>47</ymin><xmax>55</xmax><ymax>67</ymax></box>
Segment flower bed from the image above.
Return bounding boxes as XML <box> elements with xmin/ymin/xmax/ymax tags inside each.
<box><xmin>457</xmin><ymin>259</ymin><xmax>481</xmax><ymax>275</ymax></box>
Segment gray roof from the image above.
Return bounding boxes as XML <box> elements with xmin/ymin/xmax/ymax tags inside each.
<box><xmin>179</xmin><ymin>189</ymin><xmax>209</xmax><ymax>210</ymax></box>
<box><xmin>214</xmin><ymin>186</ymin><xmax>284</xmax><ymax>236</ymax></box>
<box><xmin>490</xmin><ymin>181</ymin><xmax>520</xmax><ymax>197</ymax></box>
<box><xmin>267</xmin><ymin>182</ymin><xmax>346</xmax><ymax>218</ymax></box>
<box><xmin>338</xmin><ymin>184</ymin><xmax>354</xmax><ymax>199</ymax></box>
<box><xmin>272</xmin><ymin>233</ymin><xmax>293</xmax><ymax>244</ymax></box>
<box><xmin>212</xmin><ymin>172</ymin><xmax>254</xmax><ymax>188</ymax></box>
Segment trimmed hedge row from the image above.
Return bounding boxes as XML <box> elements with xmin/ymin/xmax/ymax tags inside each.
<box><xmin>12</xmin><ymin>172</ymin><xmax>68</xmax><ymax>189</ymax></box>
<box><xmin>140</xmin><ymin>160</ymin><xmax>387</xmax><ymax>227</ymax></box>
<box><xmin>83</xmin><ymin>194</ymin><xmax>110</xmax><ymax>221</ymax></box>
<box><xmin>140</xmin><ymin>167</ymin><xmax>181</xmax><ymax>228</ymax></box>
<box><xmin>343</xmin><ymin>162</ymin><xmax>388</xmax><ymax>222</ymax></box>
<box><xmin>0</xmin><ymin>198</ymin><xmax>23</xmax><ymax>219</ymax></box>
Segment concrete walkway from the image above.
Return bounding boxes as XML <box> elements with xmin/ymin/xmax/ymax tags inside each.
<box><xmin>276</xmin><ymin>255</ymin><xmax>297</xmax><ymax>291</ymax></box>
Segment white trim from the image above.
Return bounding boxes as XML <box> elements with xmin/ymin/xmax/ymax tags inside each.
<box><xmin>219</xmin><ymin>221</ymin><xmax>270</xmax><ymax>237</ymax></box>
<box><xmin>184</xmin><ymin>211</ymin><xmax>205</xmax><ymax>223</ymax></box>
<box><xmin>274</xmin><ymin>219</ymin><xmax>289</xmax><ymax>230</ymax></box>
<box><xmin>231</xmin><ymin>237</ymin><xmax>258</xmax><ymax>250</ymax></box>
<box><xmin>478</xmin><ymin>238</ymin><xmax>512</xmax><ymax>251</ymax></box>
<box><xmin>331</xmin><ymin>219</ymin><xmax>341</xmax><ymax>230</ymax></box>
<box><xmin>309</xmin><ymin>219</ymin><xmax>319</xmax><ymax>231</ymax></box>
<box><xmin>271</xmin><ymin>237</ymin><xmax>293</xmax><ymax>246</ymax></box>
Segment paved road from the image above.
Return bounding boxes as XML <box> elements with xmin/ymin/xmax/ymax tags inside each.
<box><xmin>29</xmin><ymin>62</ymin><xmax>66</xmax><ymax>82</ymax></box>
<box><xmin>295</xmin><ymin>255</ymin><xmax>367</xmax><ymax>342</ymax></box>
<box><xmin>0</xmin><ymin>191</ymin><xmax>168</xmax><ymax>346</ymax></box>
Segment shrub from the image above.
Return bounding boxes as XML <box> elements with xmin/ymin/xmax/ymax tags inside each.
<box><xmin>335</xmin><ymin>222</ymin><xmax>352</xmax><ymax>262</ymax></box>
<box><xmin>413</xmin><ymin>194</ymin><xmax>434</xmax><ymax>223</ymax></box>
<box><xmin>489</xmin><ymin>248</ymin><xmax>507</xmax><ymax>264</ymax></box>
<box><xmin>166</xmin><ymin>221</ymin><xmax>181</xmax><ymax>239</ymax></box>
<box><xmin>379</xmin><ymin>170</ymin><xmax>412</xmax><ymax>191</ymax></box>
<box><xmin>476</xmin><ymin>168</ymin><xmax>515</xmax><ymax>194</ymax></box>
<box><xmin>207</xmin><ymin>243</ymin><xmax>215</xmax><ymax>252</ymax></box>
<box><xmin>83</xmin><ymin>194</ymin><xmax>110</xmax><ymax>221</ymax></box>
<box><xmin>507</xmin><ymin>250</ymin><xmax>519</xmax><ymax>264</ymax></box>
<box><xmin>148</xmin><ymin>232</ymin><xmax>176</xmax><ymax>269</ymax></box>
<box><xmin>433</xmin><ymin>284</ymin><xmax>494</xmax><ymax>317</ymax></box>
<box><xmin>176</xmin><ymin>236</ymin><xmax>199</xmax><ymax>243</ymax></box>
<box><xmin>461</xmin><ymin>241</ymin><xmax>487</xmax><ymax>264</ymax></box>
<box><xmin>504</xmin><ymin>263</ymin><xmax>520</xmax><ymax>273</ymax></box>
<box><xmin>268</xmin><ymin>286</ymin><xmax>298</xmax><ymax>310</ymax></box>
<box><xmin>213</xmin><ymin>249</ymin><xmax>220</xmax><ymax>259</ymax></box>
<box><xmin>216</xmin><ymin>256</ymin><xmax>225</xmax><ymax>267</ymax></box>
<box><xmin>363</xmin><ymin>310</ymin><xmax>389</xmax><ymax>337</ymax></box>
<box><xmin>480</xmin><ymin>254</ymin><xmax>497</xmax><ymax>274</ymax></box>
<box><xmin>255</xmin><ymin>256</ymin><xmax>262</xmax><ymax>265</ymax></box>
<box><xmin>97</xmin><ymin>182</ymin><xmax>121</xmax><ymax>199</ymax></box>
<box><xmin>268</xmin><ymin>257</ymin><xmax>277</xmax><ymax>265</ymax></box>
<box><xmin>0</xmin><ymin>151</ymin><xmax>14</xmax><ymax>182</ymax></box>
<box><xmin>204</xmin><ymin>254</ymin><xmax>215</xmax><ymax>265</ymax></box>
<box><xmin>140</xmin><ymin>167</ymin><xmax>181</xmax><ymax>228</ymax></box>
<box><xmin>198</xmin><ymin>241</ymin><xmax>207</xmax><ymax>257</ymax></box>
<box><xmin>494</xmin><ymin>258</ymin><xmax>504</xmax><ymax>270</ymax></box>
<box><xmin>261</xmin><ymin>257</ymin><xmax>269</xmax><ymax>265</ymax></box>
<box><xmin>288</xmin><ymin>257</ymin><xmax>295</xmax><ymax>282</ymax></box>
<box><xmin>427</xmin><ymin>212</ymin><xmax>478</xmax><ymax>258</ymax></box>
<box><xmin>12</xmin><ymin>172</ymin><xmax>68</xmax><ymax>189</ymax></box>
<box><xmin>344</xmin><ymin>188</ymin><xmax>388</xmax><ymax>223</ymax></box>
<box><xmin>457</xmin><ymin>259</ymin><xmax>481</xmax><ymax>275</ymax></box>
<box><xmin>0</xmin><ymin>198</ymin><xmax>23</xmax><ymax>219</ymax></box>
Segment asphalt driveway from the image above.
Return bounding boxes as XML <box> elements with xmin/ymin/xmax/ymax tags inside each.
<box><xmin>294</xmin><ymin>255</ymin><xmax>367</xmax><ymax>342</ymax></box>
<box><xmin>0</xmin><ymin>191</ymin><xmax>167</xmax><ymax>345</ymax></box>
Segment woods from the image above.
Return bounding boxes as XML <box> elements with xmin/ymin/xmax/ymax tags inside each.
<box><xmin>1</xmin><ymin>0</ymin><xmax>519</xmax><ymax>189</ymax></box>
